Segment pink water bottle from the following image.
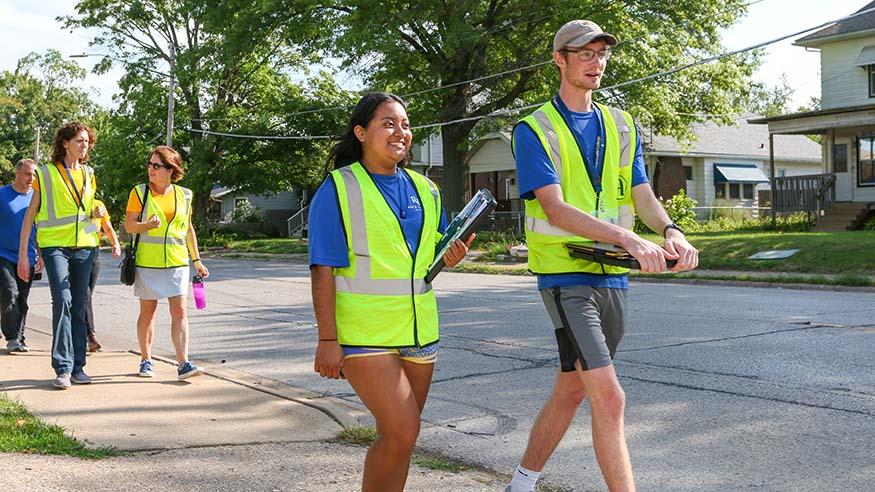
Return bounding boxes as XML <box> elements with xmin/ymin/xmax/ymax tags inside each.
<box><xmin>192</xmin><ymin>275</ymin><xmax>207</xmax><ymax>310</ymax></box>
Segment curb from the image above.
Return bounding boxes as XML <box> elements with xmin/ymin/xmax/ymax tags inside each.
<box><xmin>629</xmin><ymin>275</ymin><xmax>875</xmax><ymax>293</ymax></box>
<box><xmin>137</xmin><ymin>350</ymin><xmax>371</xmax><ymax>430</ymax></box>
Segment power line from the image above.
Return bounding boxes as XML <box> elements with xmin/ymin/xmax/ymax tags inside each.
<box><xmin>190</xmin><ymin>2</ymin><xmax>760</xmax><ymax>124</ymax></box>
<box><xmin>182</xmin><ymin>5</ymin><xmax>875</xmax><ymax>141</ymax></box>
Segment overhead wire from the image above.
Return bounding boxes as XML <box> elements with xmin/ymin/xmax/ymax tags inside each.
<box><xmin>183</xmin><ymin>4</ymin><xmax>875</xmax><ymax>141</ymax></box>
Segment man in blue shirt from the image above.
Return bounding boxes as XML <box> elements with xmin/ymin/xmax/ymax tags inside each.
<box><xmin>0</xmin><ymin>159</ymin><xmax>41</xmax><ymax>353</ymax></box>
<box><xmin>506</xmin><ymin>21</ymin><xmax>699</xmax><ymax>492</ymax></box>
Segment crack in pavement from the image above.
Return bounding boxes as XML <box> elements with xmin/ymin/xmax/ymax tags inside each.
<box><xmin>620</xmin><ymin>374</ymin><xmax>875</xmax><ymax>417</ymax></box>
<box><xmin>618</xmin><ymin>323</ymin><xmax>851</xmax><ymax>353</ymax></box>
<box><xmin>621</xmin><ymin>359</ymin><xmax>875</xmax><ymax>399</ymax></box>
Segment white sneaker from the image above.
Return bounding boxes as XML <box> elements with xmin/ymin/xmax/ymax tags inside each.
<box><xmin>53</xmin><ymin>373</ymin><xmax>71</xmax><ymax>389</ymax></box>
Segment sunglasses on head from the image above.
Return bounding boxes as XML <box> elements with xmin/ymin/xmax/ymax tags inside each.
<box><xmin>146</xmin><ymin>161</ymin><xmax>171</xmax><ymax>170</ymax></box>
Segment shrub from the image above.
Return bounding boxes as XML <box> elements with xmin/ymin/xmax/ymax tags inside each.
<box><xmin>231</xmin><ymin>200</ymin><xmax>264</xmax><ymax>223</ymax></box>
<box><xmin>634</xmin><ymin>189</ymin><xmax>698</xmax><ymax>234</ymax></box>
<box><xmin>863</xmin><ymin>215</ymin><xmax>875</xmax><ymax>231</ymax></box>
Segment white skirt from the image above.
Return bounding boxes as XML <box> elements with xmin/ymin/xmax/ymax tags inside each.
<box><xmin>134</xmin><ymin>266</ymin><xmax>189</xmax><ymax>300</ymax></box>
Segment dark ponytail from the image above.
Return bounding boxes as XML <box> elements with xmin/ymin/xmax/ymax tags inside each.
<box><xmin>327</xmin><ymin>92</ymin><xmax>409</xmax><ymax>171</ymax></box>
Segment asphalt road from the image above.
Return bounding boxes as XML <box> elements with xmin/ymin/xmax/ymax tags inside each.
<box><xmin>24</xmin><ymin>253</ymin><xmax>875</xmax><ymax>491</ymax></box>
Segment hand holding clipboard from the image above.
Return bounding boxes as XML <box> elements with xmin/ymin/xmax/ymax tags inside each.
<box><xmin>425</xmin><ymin>189</ymin><xmax>497</xmax><ymax>283</ymax></box>
<box><xmin>565</xmin><ymin>243</ymin><xmax>677</xmax><ymax>269</ymax></box>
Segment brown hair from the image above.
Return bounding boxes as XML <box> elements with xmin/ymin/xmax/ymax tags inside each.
<box><xmin>150</xmin><ymin>145</ymin><xmax>185</xmax><ymax>182</ymax></box>
<box><xmin>51</xmin><ymin>122</ymin><xmax>96</xmax><ymax>165</ymax></box>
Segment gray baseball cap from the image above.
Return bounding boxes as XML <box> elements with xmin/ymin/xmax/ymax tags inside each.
<box><xmin>553</xmin><ymin>20</ymin><xmax>618</xmax><ymax>52</ymax></box>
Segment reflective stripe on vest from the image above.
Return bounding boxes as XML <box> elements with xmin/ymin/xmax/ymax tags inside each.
<box><xmin>134</xmin><ymin>184</ymin><xmax>193</xmax><ymax>268</ymax></box>
<box><xmin>331</xmin><ymin>162</ymin><xmax>440</xmax><ymax>347</ymax></box>
<box><xmin>333</xmin><ymin>165</ymin><xmax>437</xmax><ymax>295</ymax></box>
<box><xmin>35</xmin><ymin>164</ymin><xmax>99</xmax><ymax>247</ymax></box>
<box><xmin>517</xmin><ymin>101</ymin><xmax>636</xmax><ymax>274</ymax></box>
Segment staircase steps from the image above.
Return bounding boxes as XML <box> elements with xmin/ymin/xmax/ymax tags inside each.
<box><xmin>812</xmin><ymin>202</ymin><xmax>872</xmax><ymax>232</ymax></box>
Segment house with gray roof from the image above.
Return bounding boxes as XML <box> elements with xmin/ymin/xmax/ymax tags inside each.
<box><xmin>465</xmin><ymin>115</ymin><xmax>821</xmax><ymax>214</ymax></box>
<box><xmin>751</xmin><ymin>1</ymin><xmax>875</xmax><ymax>230</ymax></box>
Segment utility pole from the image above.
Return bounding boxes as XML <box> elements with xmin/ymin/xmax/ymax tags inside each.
<box><xmin>34</xmin><ymin>126</ymin><xmax>40</xmax><ymax>161</ymax></box>
<box><xmin>166</xmin><ymin>47</ymin><xmax>176</xmax><ymax>147</ymax></box>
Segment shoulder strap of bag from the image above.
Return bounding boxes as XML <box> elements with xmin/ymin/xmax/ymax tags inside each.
<box><xmin>130</xmin><ymin>184</ymin><xmax>149</xmax><ymax>252</ymax></box>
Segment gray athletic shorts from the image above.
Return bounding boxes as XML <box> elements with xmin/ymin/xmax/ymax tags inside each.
<box><xmin>540</xmin><ymin>285</ymin><xmax>628</xmax><ymax>372</ymax></box>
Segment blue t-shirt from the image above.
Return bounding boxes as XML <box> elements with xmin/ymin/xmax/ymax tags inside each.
<box><xmin>308</xmin><ymin>168</ymin><xmax>448</xmax><ymax>268</ymax></box>
<box><xmin>0</xmin><ymin>184</ymin><xmax>38</xmax><ymax>265</ymax></box>
<box><xmin>513</xmin><ymin>98</ymin><xmax>649</xmax><ymax>290</ymax></box>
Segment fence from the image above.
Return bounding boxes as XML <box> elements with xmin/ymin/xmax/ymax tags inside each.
<box><xmin>692</xmin><ymin>206</ymin><xmax>771</xmax><ymax>220</ymax></box>
<box><xmin>772</xmin><ymin>173</ymin><xmax>835</xmax><ymax>217</ymax></box>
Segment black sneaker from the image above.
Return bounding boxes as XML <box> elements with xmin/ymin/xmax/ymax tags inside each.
<box><xmin>71</xmin><ymin>371</ymin><xmax>92</xmax><ymax>384</ymax></box>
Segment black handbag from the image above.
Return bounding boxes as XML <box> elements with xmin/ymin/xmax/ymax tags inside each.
<box><xmin>120</xmin><ymin>185</ymin><xmax>148</xmax><ymax>285</ymax></box>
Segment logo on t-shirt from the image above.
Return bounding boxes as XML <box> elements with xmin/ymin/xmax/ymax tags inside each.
<box><xmin>408</xmin><ymin>195</ymin><xmax>421</xmax><ymax>209</ymax></box>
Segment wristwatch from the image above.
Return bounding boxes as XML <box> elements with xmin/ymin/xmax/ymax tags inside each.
<box><xmin>662</xmin><ymin>223</ymin><xmax>685</xmax><ymax>237</ymax></box>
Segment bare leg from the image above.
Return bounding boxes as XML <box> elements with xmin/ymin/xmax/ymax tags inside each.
<box><xmin>137</xmin><ymin>299</ymin><xmax>158</xmax><ymax>361</ymax></box>
<box><xmin>577</xmin><ymin>363</ymin><xmax>634</xmax><ymax>492</ymax></box>
<box><xmin>344</xmin><ymin>355</ymin><xmax>427</xmax><ymax>492</ymax></box>
<box><xmin>520</xmin><ymin>369</ymin><xmax>587</xmax><ymax>471</ymax></box>
<box><xmin>167</xmin><ymin>295</ymin><xmax>189</xmax><ymax>364</ymax></box>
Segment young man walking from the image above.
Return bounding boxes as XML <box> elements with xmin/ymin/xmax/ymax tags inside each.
<box><xmin>0</xmin><ymin>159</ymin><xmax>41</xmax><ymax>353</ymax></box>
<box><xmin>507</xmin><ymin>20</ymin><xmax>699</xmax><ymax>491</ymax></box>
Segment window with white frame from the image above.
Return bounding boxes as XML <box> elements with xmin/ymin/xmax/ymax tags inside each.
<box><xmin>714</xmin><ymin>182</ymin><xmax>755</xmax><ymax>200</ymax></box>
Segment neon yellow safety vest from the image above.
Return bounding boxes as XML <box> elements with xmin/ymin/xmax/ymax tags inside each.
<box><xmin>133</xmin><ymin>184</ymin><xmax>193</xmax><ymax>269</ymax></box>
<box><xmin>330</xmin><ymin>162</ymin><xmax>442</xmax><ymax>348</ymax></box>
<box><xmin>516</xmin><ymin>100</ymin><xmax>637</xmax><ymax>275</ymax></box>
<box><xmin>35</xmin><ymin>163</ymin><xmax>99</xmax><ymax>248</ymax></box>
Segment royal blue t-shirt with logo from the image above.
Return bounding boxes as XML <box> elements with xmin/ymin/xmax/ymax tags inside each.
<box><xmin>0</xmin><ymin>184</ymin><xmax>38</xmax><ymax>265</ymax></box>
<box><xmin>513</xmin><ymin>97</ymin><xmax>649</xmax><ymax>290</ymax></box>
<box><xmin>308</xmin><ymin>168</ymin><xmax>448</xmax><ymax>268</ymax></box>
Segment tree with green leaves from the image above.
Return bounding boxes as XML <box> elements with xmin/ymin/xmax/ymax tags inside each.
<box><xmin>334</xmin><ymin>0</ymin><xmax>762</xmax><ymax>212</ymax></box>
<box><xmin>61</xmin><ymin>0</ymin><xmax>351</xmax><ymax>218</ymax></box>
<box><xmin>0</xmin><ymin>50</ymin><xmax>96</xmax><ymax>182</ymax></box>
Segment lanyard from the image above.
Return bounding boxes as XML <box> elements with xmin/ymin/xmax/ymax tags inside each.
<box><xmin>59</xmin><ymin>163</ymin><xmax>87</xmax><ymax>212</ymax></box>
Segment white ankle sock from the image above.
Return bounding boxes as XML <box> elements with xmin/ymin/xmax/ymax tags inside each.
<box><xmin>509</xmin><ymin>464</ymin><xmax>540</xmax><ymax>492</ymax></box>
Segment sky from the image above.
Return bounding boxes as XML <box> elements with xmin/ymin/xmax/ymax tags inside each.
<box><xmin>0</xmin><ymin>0</ymin><xmax>869</xmax><ymax>111</ymax></box>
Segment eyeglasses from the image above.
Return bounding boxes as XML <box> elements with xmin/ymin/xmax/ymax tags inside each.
<box><xmin>146</xmin><ymin>161</ymin><xmax>171</xmax><ymax>170</ymax></box>
<box><xmin>561</xmin><ymin>48</ymin><xmax>612</xmax><ymax>63</ymax></box>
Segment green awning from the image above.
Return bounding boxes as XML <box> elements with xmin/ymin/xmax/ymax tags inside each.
<box><xmin>713</xmin><ymin>164</ymin><xmax>769</xmax><ymax>184</ymax></box>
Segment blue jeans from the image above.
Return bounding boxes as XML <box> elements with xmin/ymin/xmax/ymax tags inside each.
<box><xmin>41</xmin><ymin>247</ymin><xmax>95</xmax><ymax>375</ymax></box>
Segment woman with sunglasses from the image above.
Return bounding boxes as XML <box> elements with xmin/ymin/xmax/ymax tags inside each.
<box><xmin>124</xmin><ymin>145</ymin><xmax>208</xmax><ymax>381</ymax></box>
<box><xmin>17</xmin><ymin>122</ymin><xmax>103</xmax><ymax>389</ymax></box>
<box><xmin>309</xmin><ymin>92</ymin><xmax>472</xmax><ymax>491</ymax></box>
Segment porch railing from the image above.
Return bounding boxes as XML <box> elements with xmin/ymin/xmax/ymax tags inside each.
<box><xmin>772</xmin><ymin>173</ymin><xmax>835</xmax><ymax>218</ymax></box>
<box><xmin>287</xmin><ymin>206</ymin><xmax>308</xmax><ymax>238</ymax></box>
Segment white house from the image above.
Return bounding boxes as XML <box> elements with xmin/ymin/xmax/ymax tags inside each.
<box><xmin>409</xmin><ymin>132</ymin><xmax>444</xmax><ymax>184</ymax></box>
<box><xmin>751</xmin><ymin>1</ymin><xmax>875</xmax><ymax>229</ymax></box>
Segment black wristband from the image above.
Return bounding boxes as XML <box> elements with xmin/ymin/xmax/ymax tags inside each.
<box><xmin>192</xmin><ymin>258</ymin><xmax>201</xmax><ymax>263</ymax></box>
<box><xmin>318</xmin><ymin>338</ymin><xmax>338</xmax><ymax>342</ymax></box>
<box><xmin>663</xmin><ymin>223</ymin><xmax>685</xmax><ymax>237</ymax></box>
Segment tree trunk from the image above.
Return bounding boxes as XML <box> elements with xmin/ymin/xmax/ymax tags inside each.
<box><xmin>440</xmin><ymin>126</ymin><xmax>468</xmax><ymax>215</ymax></box>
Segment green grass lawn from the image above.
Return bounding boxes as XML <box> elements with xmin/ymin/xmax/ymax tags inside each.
<box><xmin>0</xmin><ymin>394</ymin><xmax>118</xmax><ymax>459</ymax></box>
<box><xmin>668</xmin><ymin>231</ymin><xmax>875</xmax><ymax>275</ymax></box>
<box><xmin>221</xmin><ymin>238</ymin><xmax>309</xmax><ymax>255</ymax></box>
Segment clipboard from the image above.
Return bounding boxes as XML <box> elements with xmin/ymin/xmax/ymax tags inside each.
<box><xmin>565</xmin><ymin>242</ymin><xmax>677</xmax><ymax>270</ymax></box>
<box><xmin>425</xmin><ymin>189</ymin><xmax>498</xmax><ymax>283</ymax></box>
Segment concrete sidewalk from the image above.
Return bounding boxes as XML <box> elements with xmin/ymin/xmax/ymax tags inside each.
<box><xmin>0</xmin><ymin>329</ymin><xmax>504</xmax><ymax>491</ymax></box>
